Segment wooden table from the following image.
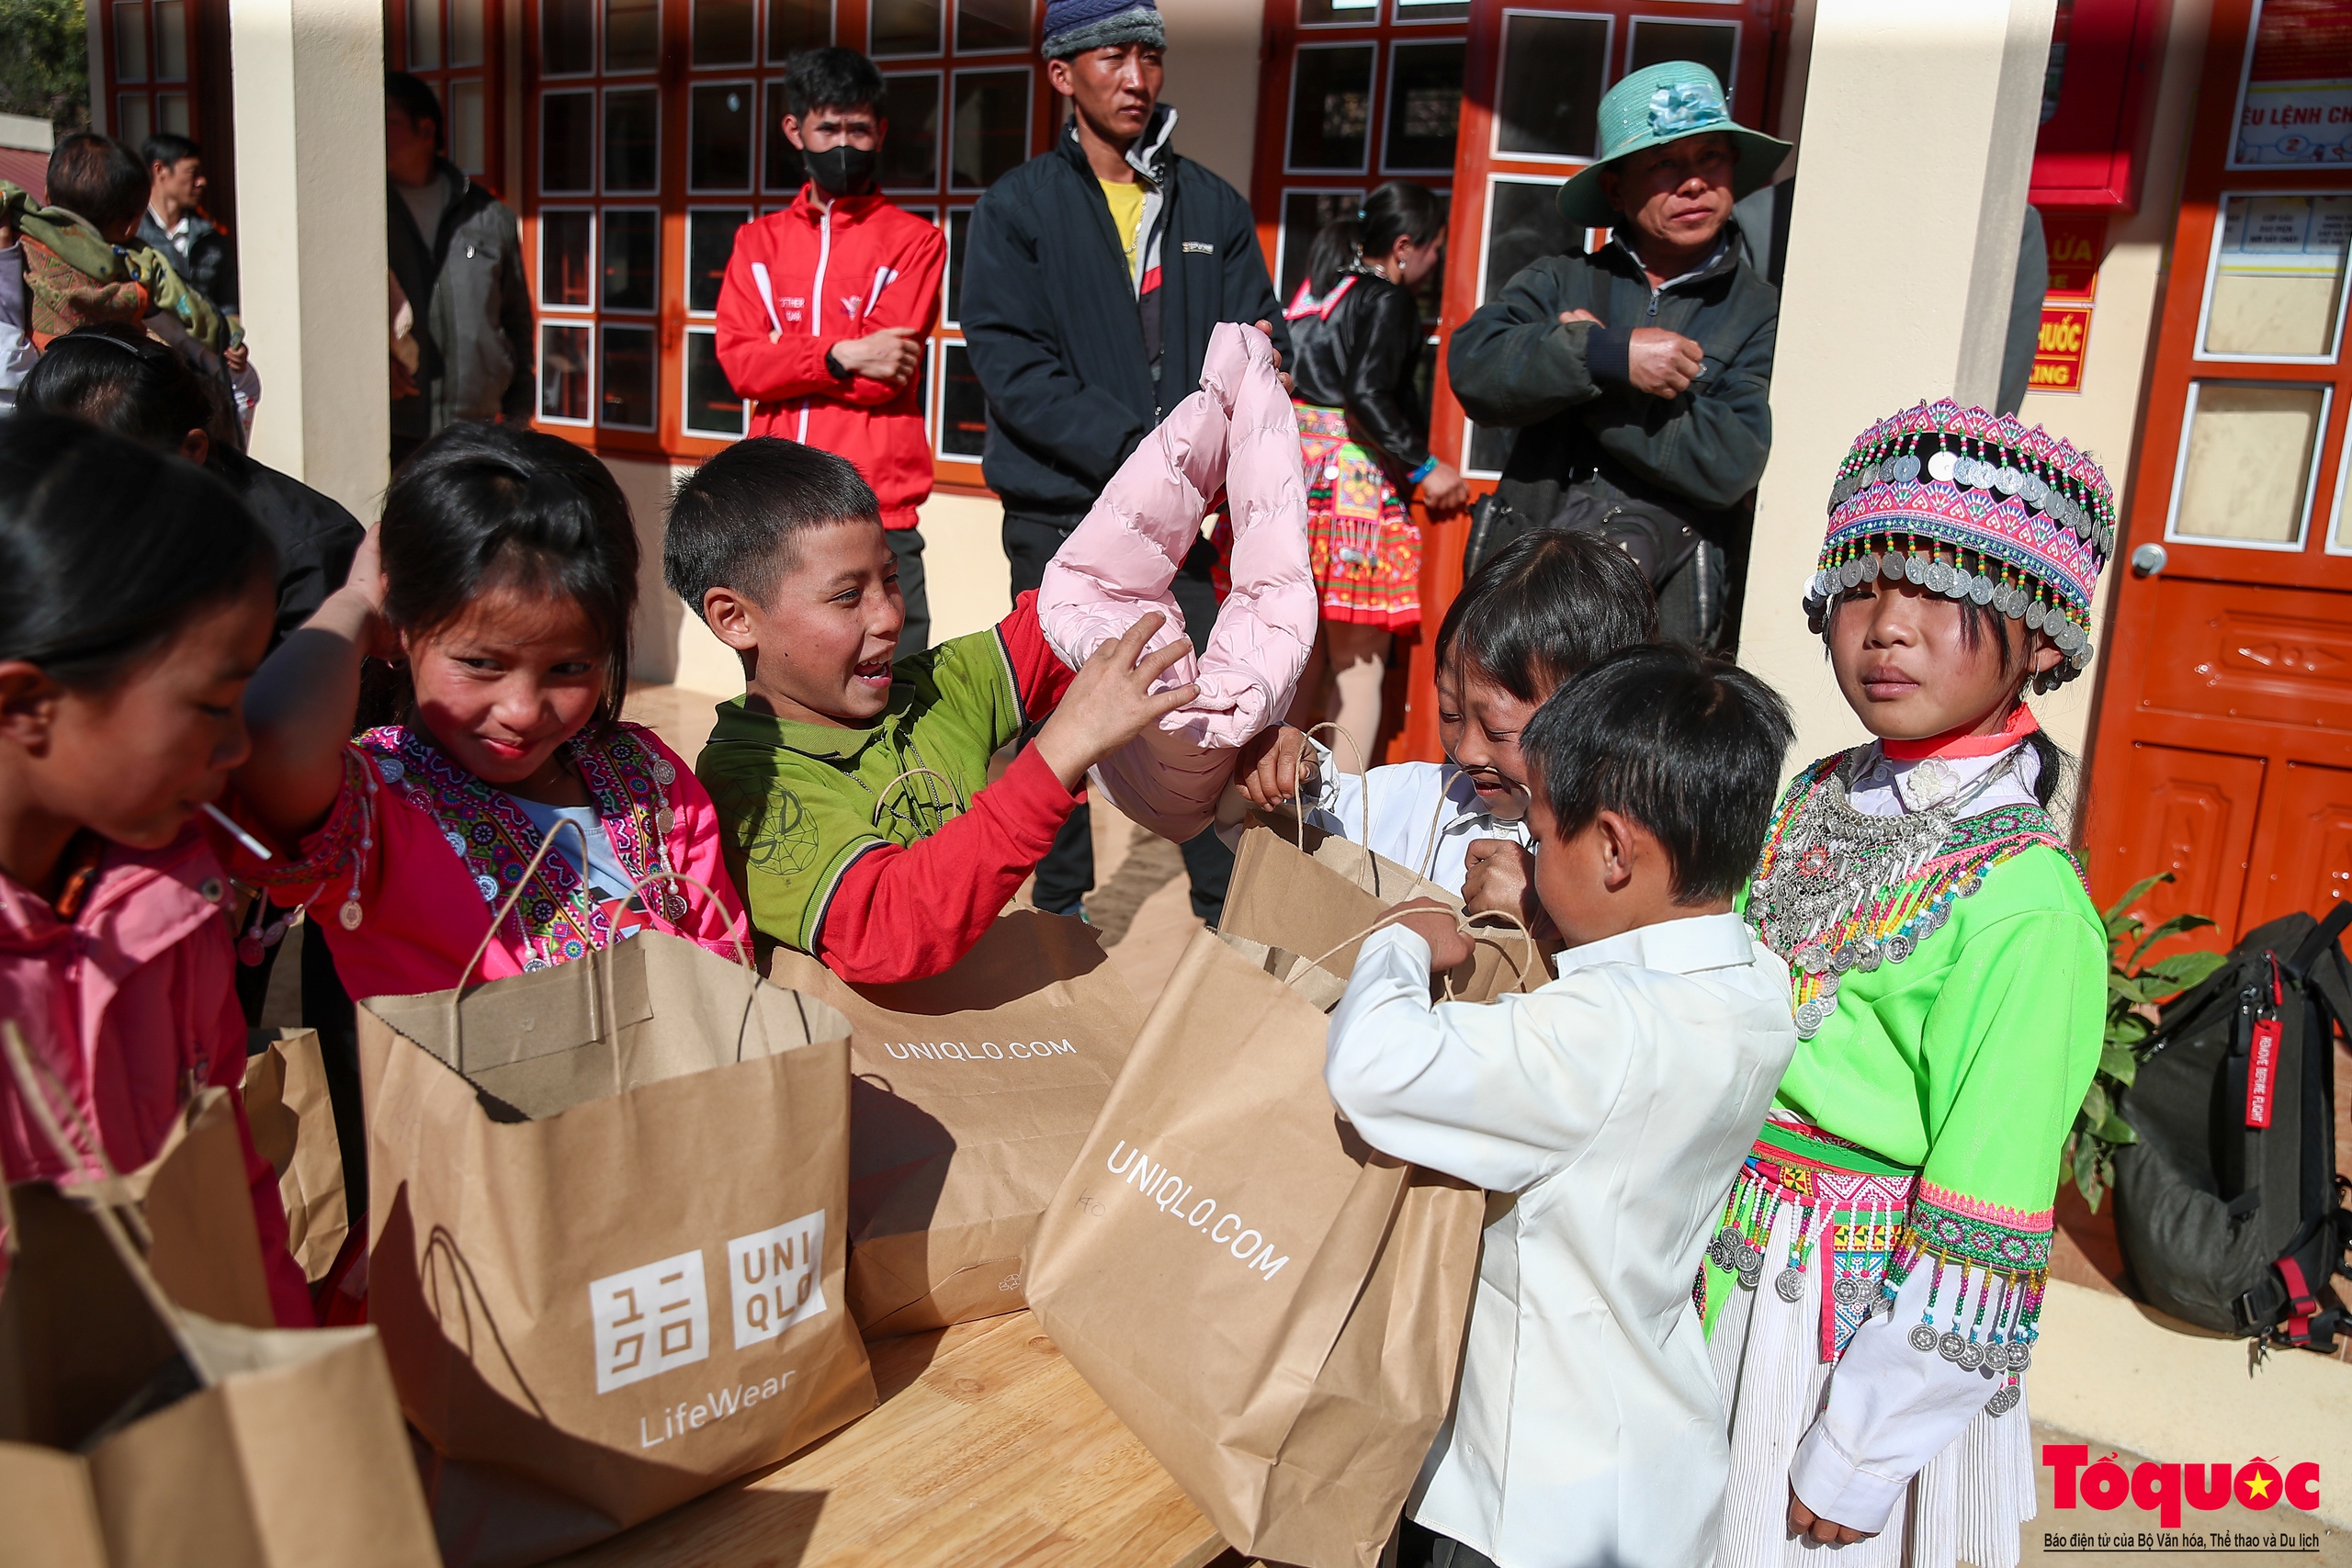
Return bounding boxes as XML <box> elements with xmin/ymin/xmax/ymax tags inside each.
<box><xmin>551</xmin><ymin>1310</ymin><xmax>1237</xmax><ymax>1568</ymax></box>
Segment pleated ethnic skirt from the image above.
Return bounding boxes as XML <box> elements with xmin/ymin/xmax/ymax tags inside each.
<box><xmin>1705</xmin><ymin>1134</ymin><xmax>2037</xmax><ymax>1568</ymax></box>
<box><xmin>1295</xmin><ymin>400</ymin><xmax>1422</xmax><ymax>631</ymax></box>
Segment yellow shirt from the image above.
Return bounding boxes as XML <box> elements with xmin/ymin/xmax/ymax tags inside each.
<box><xmin>1100</xmin><ymin>178</ymin><xmax>1147</xmax><ymax>283</ymax></box>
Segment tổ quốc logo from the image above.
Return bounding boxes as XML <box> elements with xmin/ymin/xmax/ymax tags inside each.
<box><xmin>587</xmin><ymin>1209</ymin><xmax>829</xmax><ymax>1449</ymax></box>
<box><xmin>2043</xmin><ymin>1444</ymin><xmax>2321</xmax><ymax>1529</ymax></box>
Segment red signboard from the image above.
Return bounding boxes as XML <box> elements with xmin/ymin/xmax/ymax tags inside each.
<box><xmin>2043</xmin><ymin>214</ymin><xmax>2107</xmax><ymax>301</ymax></box>
<box><xmin>2032</xmin><ymin>307</ymin><xmax>2093</xmax><ymax>394</ymax></box>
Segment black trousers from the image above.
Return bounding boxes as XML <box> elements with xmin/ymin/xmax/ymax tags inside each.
<box><xmin>887</xmin><ymin>523</ymin><xmax>931</xmax><ymax>660</ymax></box>
<box><xmin>1396</xmin><ymin>1519</ymin><xmax>1499</xmax><ymax>1568</ymax></box>
<box><xmin>1001</xmin><ymin>511</ymin><xmax>1235</xmax><ymax>925</ymax></box>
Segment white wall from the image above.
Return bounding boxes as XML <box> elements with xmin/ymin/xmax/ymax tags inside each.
<box><xmin>1735</xmin><ymin>0</ymin><xmax>2061</xmax><ymax>777</ymax></box>
<box><xmin>1159</xmin><ymin>0</ymin><xmax>1263</xmax><ymax>194</ymax></box>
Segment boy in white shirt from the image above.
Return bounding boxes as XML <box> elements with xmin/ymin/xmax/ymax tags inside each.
<box><xmin>1324</xmin><ymin>644</ymin><xmax>1798</xmax><ymax>1568</ymax></box>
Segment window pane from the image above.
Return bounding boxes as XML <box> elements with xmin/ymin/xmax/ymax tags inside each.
<box><xmin>153</xmin><ymin>0</ymin><xmax>187</xmax><ymax>79</ymax></box>
<box><xmin>2205</xmin><ymin>195</ymin><xmax>2352</xmax><ymax>359</ymax></box>
<box><xmin>691</xmin><ymin>82</ymin><xmax>755</xmax><ymax>189</ymax></box>
<box><xmin>1279</xmin><ymin>190</ymin><xmax>1356</xmax><ymax>301</ymax></box>
<box><xmin>688</xmin><ymin>208</ymin><xmax>747</xmax><ymax>312</ymax></box>
<box><xmin>114</xmin><ymin>2</ymin><xmax>149</xmax><ymax>82</ymax></box>
<box><xmin>769</xmin><ymin>0</ymin><xmax>829</xmax><ymax>62</ymax></box>
<box><xmin>693</xmin><ymin>0</ymin><xmax>754</xmax><ymax>62</ymax></box>
<box><xmin>2172</xmin><ymin>383</ymin><xmax>2324</xmax><ymax>546</ymax></box>
<box><xmin>952</xmin><ymin>70</ymin><xmax>1029</xmax><ymax>189</ymax></box>
<box><xmin>880</xmin><ymin>73</ymin><xmax>942</xmax><ymax>189</ymax></box>
<box><xmin>606</xmin><ymin>0</ymin><xmax>661</xmax><ymax>70</ymax></box>
<box><xmin>448</xmin><ymin>79</ymin><xmax>486</xmax><ymax>174</ymax></box>
<box><xmin>944</xmin><ymin>208</ymin><xmax>971</xmax><ymax>325</ymax></box>
<box><xmin>541</xmin><ymin>209</ymin><xmax>594</xmax><ymax>307</ymax></box>
<box><xmin>407</xmin><ymin>0</ymin><xmax>442</xmax><ymax>69</ymax></box>
<box><xmin>1297</xmin><ymin>0</ymin><xmax>1377</xmax><ymax>23</ymax></box>
<box><xmin>685</xmin><ymin>331</ymin><xmax>746</xmax><ymax>436</ymax></box>
<box><xmin>1289</xmin><ymin>45</ymin><xmax>1374</xmax><ymax>171</ymax></box>
<box><xmin>156</xmin><ymin>92</ymin><xmax>187</xmax><ymax>136</ymax></box>
<box><xmin>543</xmin><ymin>91</ymin><xmax>596</xmax><ymax>192</ymax></box>
<box><xmin>1394</xmin><ymin>0</ymin><xmax>1467</xmax><ymax>20</ymax></box>
<box><xmin>1383</xmin><ymin>39</ymin><xmax>1460</xmax><ymax>173</ymax></box>
<box><xmin>956</xmin><ymin>0</ymin><xmax>1028</xmax><ymax>51</ymax></box>
<box><xmin>1496</xmin><ymin>14</ymin><xmax>1607</xmax><ymax>159</ymax></box>
<box><xmin>544</xmin><ymin>0</ymin><xmax>594</xmax><ymax>73</ymax></box>
<box><xmin>542</xmin><ymin>323</ymin><xmax>593</xmax><ymax>421</ymax></box>
<box><xmin>117</xmin><ymin>95</ymin><xmax>153</xmax><ymax>151</ymax></box>
<box><xmin>604</xmin><ymin>209</ymin><xmax>661</xmax><ymax>310</ymax></box>
<box><xmin>764</xmin><ymin>81</ymin><xmax>808</xmax><ymax>190</ymax></box>
<box><xmin>1627</xmin><ymin>20</ymin><xmax>1736</xmax><ymax>99</ymax></box>
<box><xmin>1482</xmin><ymin>177</ymin><xmax>1572</xmax><ymax>298</ymax></box>
<box><xmin>872</xmin><ymin>0</ymin><xmax>941</xmax><ymax>55</ymax></box>
<box><xmin>940</xmin><ymin>342</ymin><xmax>987</xmax><ymax>457</ymax></box>
<box><xmin>605</xmin><ymin>87</ymin><xmax>661</xmax><ymax>192</ymax></box>
<box><xmin>602</xmin><ymin>325</ymin><xmax>659</xmax><ymax>428</ymax></box>
<box><xmin>450</xmin><ymin>0</ymin><xmax>484</xmax><ymax>64</ymax></box>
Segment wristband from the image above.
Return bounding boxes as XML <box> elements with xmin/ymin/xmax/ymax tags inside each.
<box><xmin>1407</xmin><ymin>455</ymin><xmax>1438</xmax><ymax>489</ymax></box>
<box><xmin>823</xmin><ymin>346</ymin><xmax>849</xmax><ymax>380</ymax></box>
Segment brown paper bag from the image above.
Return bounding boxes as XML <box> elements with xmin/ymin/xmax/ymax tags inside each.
<box><xmin>357</xmin><ymin>930</ymin><xmax>876</xmax><ymax>1567</ymax></box>
<box><xmin>0</xmin><ymin>1174</ymin><xmax>439</xmax><ymax>1566</ymax></box>
<box><xmin>1222</xmin><ymin>815</ymin><xmax>1551</xmax><ymax>995</ymax></box>
<box><xmin>242</xmin><ymin>1028</ymin><xmax>350</xmax><ymax>1284</ymax></box>
<box><xmin>1024</xmin><ymin>925</ymin><xmax>1485</xmax><ymax>1568</ymax></box>
<box><xmin>0</xmin><ymin>1026</ymin><xmax>276</xmax><ymax>1331</ymax></box>
<box><xmin>764</xmin><ymin>908</ymin><xmax>1145</xmax><ymax>1338</ymax></box>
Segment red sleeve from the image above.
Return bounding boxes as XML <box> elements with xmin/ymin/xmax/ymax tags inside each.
<box><xmin>1000</xmin><ymin>589</ymin><xmax>1079</xmax><ymax>720</ymax></box>
<box><xmin>814</xmin><ymin>746</ymin><xmax>1079</xmax><ymax>983</ymax></box>
<box><xmin>835</xmin><ymin>220</ymin><xmax>945</xmax><ymax>407</ymax></box>
<box><xmin>714</xmin><ymin>225</ymin><xmax>842</xmax><ymax>404</ymax></box>
<box><xmin>232</xmin><ymin>1088</ymin><xmax>317</xmax><ymax>1327</ymax></box>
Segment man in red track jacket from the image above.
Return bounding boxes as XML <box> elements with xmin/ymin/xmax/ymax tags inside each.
<box><xmin>716</xmin><ymin>47</ymin><xmax>946</xmax><ymax>653</ymax></box>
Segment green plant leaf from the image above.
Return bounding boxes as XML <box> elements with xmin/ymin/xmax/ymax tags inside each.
<box><xmin>2108</xmin><ymin>973</ymin><xmax>2153</xmax><ymax>1005</ymax></box>
<box><xmin>2131</xmin><ymin>911</ymin><xmax>2220</xmax><ymax>966</ymax></box>
<box><xmin>2100</xmin><ymin>1040</ymin><xmax>2141</xmax><ymax>1084</ymax></box>
<box><xmin>2108</xmin><ymin>1012</ymin><xmax>2152</xmax><ymax>1047</ymax></box>
<box><xmin>2103</xmin><ymin>873</ymin><xmax>2172</xmax><ymax>935</ymax></box>
<box><xmin>2081</xmin><ymin>1079</ymin><xmax>2111</xmax><ymax>1129</ymax></box>
<box><xmin>2097</xmin><ymin>1111</ymin><xmax>2138</xmax><ymax>1145</ymax></box>
<box><xmin>2142</xmin><ymin>950</ymin><xmax>2228</xmax><ymax>996</ymax></box>
<box><xmin>2072</xmin><ymin>1137</ymin><xmax>2106</xmax><ymax>1212</ymax></box>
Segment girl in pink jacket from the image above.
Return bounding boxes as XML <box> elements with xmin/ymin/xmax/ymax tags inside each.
<box><xmin>1036</xmin><ymin>321</ymin><xmax>1318</xmax><ymax>842</ymax></box>
<box><xmin>0</xmin><ymin>414</ymin><xmax>311</xmax><ymax>1325</ymax></box>
<box><xmin>228</xmin><ymin>423</ymin><xmax>747</xmax><ymax>1001</ymax></box>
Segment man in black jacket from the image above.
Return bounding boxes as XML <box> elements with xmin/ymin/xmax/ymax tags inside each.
<box><xmin>962</xmin><ymin>0</ymin><xmax>1287</xmax><ymax>925</ymax></box>
<box><xmin>137</xmin><ymin>133</ymin><xmax>237</xmax><ymax>316</ymax></box>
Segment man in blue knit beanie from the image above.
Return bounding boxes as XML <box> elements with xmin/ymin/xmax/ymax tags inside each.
<box><xmin>961</xmin><ymin>0</ymin><xmax>1284</xmax><ymax>928</ymax></box>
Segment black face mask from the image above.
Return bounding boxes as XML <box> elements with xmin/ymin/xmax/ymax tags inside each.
<box><xmin>803</xmin><ymin>143</ymin><xmax>876</xmax><ymax>196</ymax></box>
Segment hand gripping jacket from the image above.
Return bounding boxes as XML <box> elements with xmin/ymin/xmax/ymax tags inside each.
<box><xmin>1036</xmin><ymin>321</ymin><xmax>1318</xmax><ymax>842</ymax></box>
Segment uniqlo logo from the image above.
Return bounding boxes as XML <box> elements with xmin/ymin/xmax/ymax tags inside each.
<box><xmin>591</xmin><ymin>1250</ymin><xmax>710</xmax><ymax>1393</ymax></box>
<box><xmin>727</xmin><ymin>1210</ymin><xmax>828</xmax><ymax>1349</ymax></box>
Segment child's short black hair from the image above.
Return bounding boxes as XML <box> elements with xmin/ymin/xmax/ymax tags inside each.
<box><xmin>1434</xmin><ymin>529</ymin><xmax>1658</xmax><ymax>703</ymax></box>
<box><xmin>46</xmin><ymin>133</ymin><xmax>150</xmax><ymax>234</ymax></box>
<box><xmin>142</xmin><ymin>132</ymin><xmax>201</xmax><ymax>170</ymax></box>
<box><xmin>783</xmin><ymin>47</ymin><xmax>886</xmax><ymax>118</ymax></box>
<box><xmin>20</xmin><ymin>324</ymin><xmax>220</xmax><ymax>452</ymax></box>
<box><xmin>664</xmin><ymin>436</ymin><xmax>882</xmax><ymax>620</ymax></box>
<box><xmin>1521</xmin><ymin>644</ymin><xmax>1793</xmax><ymax>904</ymax></box>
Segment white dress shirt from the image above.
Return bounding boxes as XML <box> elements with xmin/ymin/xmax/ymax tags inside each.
<box><xmin>1327</xmin><ymin>915</ymin><xmax>1797</xmax><ymax>1568</ymax></box>
<box><xmin>1298</xmin><ymin>750</ymin><xmax>1533</xmax><ymax>897</ymax></box>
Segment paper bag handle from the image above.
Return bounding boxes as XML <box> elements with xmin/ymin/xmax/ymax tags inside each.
<box><xmin>607</xmin><ymin>869</ymin><xmax>773</xmax><ymax>1074</ymax></box>
<box><xmin>450</xmin><ymin>817</ymin><xmax>594</xmax><ymax>1074</ymax></box>
<box><xmin>869</xmin><ymin>766</ymin><xmax>963</xmax><ymax>829</ymax></box>
<box><xmin>0</xmin><ymin>1023</ymin><xmax>211</xmax><ymax>1383</ymax></box>
<box><xmin>1304</xmin><ymin>905</ymin><xmax>1541</xmax><ymax>998</ymax></box>
<box><xmin>0</xmin><ymin>1014</ymin><xmax>156</xmax><ymax>1251</ymax></box>
<box><xmin>1296</xmin><ymin>722</ymin><xmax>1376</xmax><ymax>873</ymax></box>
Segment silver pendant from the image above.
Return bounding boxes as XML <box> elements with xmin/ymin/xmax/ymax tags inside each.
<box><xmin>1890</xmin><ymin>455</ymin><xmax>1920</xmax><ymax>482</ymax></box>
<box><xmin>1881</xmin><ymin>552</ymin><xmax>1906</xmax><ymax>582</ymax></box>
<box><xmin>1706</xmin><ymin>1229</ymin><xmax>1736</xmax><ymax>1269</ymax></box>
<box><xmin>1958</xmin><ymin>1341</ymin><xmax>1984</xmax><ymax>1371</ymax></box>
<box><xmin>1927</xmin><ymin>450</ymin><xmax>1957</xmax><ymax>483</ymax></box>
<box><xmin>1907</xmin><ymin>1323</ymin><xmax>1939</xmax><ymax>1354</ymax></box>
<box><xmin>2010</xmin><ymin>1341</ymin><xmax>2031</xmax><ymax>1372</ymax></box>
<box><xmin>1736</xmin><ymin>1252</ymin><xmax>1764</xmax><ymax>1291</ymax></box>
<box><xmin>338</xmin><ymin>897</ymin><xmax>364</xmax><ymax>931</ymax></box>
<box><xmin>1832</xmin><ymin>1275</ymin><xmax>1867</xmax><ymax>1306</ymax></box>
<box><xmin>1938</xmin><ymin>1330</ymin><xmax>1967</xmax><ymax>1361</ymax></box>
<box><xmin>1985</xmin><ymin>1383</ymin><xmax>2020</xmax><ymax>1416</ymax></box>
<box><xmin>1905</xmin><ymin>552</ymin><xmax>1929</xmax><ymax>585</ymax></box>
<box><xmin>1775</xmin><ymin>1268</ymin><xmax>1804</xmax><ymax>1303</ymax></box>
<box><xmin>656</xmin><ymin>807</ymin><xmax>676</xmax><ymax>834</ymax></box>
<box><xmin>1793</xmin><ymin>996</ymin><xmax>1835</xmax><ymax>1038</ymax></box>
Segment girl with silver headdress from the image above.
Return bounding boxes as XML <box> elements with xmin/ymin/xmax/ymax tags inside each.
<box><xmin>1704</xmin><ymin>400</ymin><xmax>2111</xmax><ymax>1568</ymax></box>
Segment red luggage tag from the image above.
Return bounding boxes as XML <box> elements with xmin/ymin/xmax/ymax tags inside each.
<box><xmin>2246</xmin><ymin>953</ymin><xmax>2283</xmax><ymax>1129</ymax></box>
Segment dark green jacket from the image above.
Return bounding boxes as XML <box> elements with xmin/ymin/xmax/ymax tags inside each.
<box><xmin>1448</xmin><ymin>229</ymin><xmax>1778</xmax><ymax>528</ymax></box>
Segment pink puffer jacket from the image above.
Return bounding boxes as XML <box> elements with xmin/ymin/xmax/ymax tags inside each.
<box><xmin>1038</xmin><ymin>321</ymin><xmax>1317</xmax><ymax>842</ymax></box>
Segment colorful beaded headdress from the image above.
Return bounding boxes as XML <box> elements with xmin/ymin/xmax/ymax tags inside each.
<box><xmin>1801</xmin><ymin>400</ymin><xmax>2115</xmax><ymax>692</ymax></box>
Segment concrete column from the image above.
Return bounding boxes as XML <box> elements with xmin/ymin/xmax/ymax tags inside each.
<box><xmin>232</xmin><ymin>0</ymin><xmax>390</xmax><ymax>519</ymax></box>
<box><xmin>1736</xmin><ymin>0</ymin><xmax>2058</xmax><ymax>772</ymax></box>
<box><xmin>1159</xmin><ymin>0</ymin><xmax>1261</xmax><ymax>195</ymax></box>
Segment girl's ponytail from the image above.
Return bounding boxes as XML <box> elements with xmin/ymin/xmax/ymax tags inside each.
<box><xmin>1304</xmin><ymin>215</ymin><xmax>1362</xmax><ymax>297</ymax></box>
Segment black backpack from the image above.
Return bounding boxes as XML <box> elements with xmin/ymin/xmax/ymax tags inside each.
<box><xmin>2113</xmin><ymin>906</ymin><xmax>2352</xmax><ymax>1349</ymax></box>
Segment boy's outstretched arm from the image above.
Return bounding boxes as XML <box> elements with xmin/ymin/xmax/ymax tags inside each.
<box><xmin>815</xmin><ymin>615</ymin><xmax>1197</xmax><ymax>984</ymax></box>
<box><xmin>232</xmin><ymin>526</ymin><xmax>388</xmax><ymax>849</ymax></box>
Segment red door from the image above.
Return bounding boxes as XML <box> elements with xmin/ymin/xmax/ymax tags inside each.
<box><xmin>2084</xmin><ymin>0</ymin><xmax>2352</xmax><ymax>953</ymax></box>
